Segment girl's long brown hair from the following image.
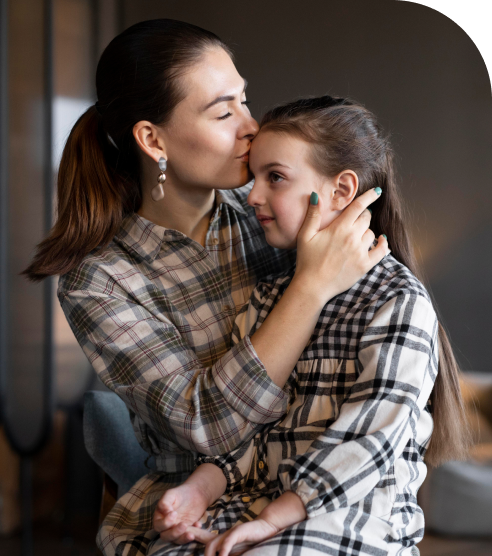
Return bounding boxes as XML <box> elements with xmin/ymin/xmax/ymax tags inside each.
<box><xmin>23</xmin><ymin>19</ymin><xmax>232</xmax><ymax>281</ymax></box>
<box><xmin>260</xmin><ymin>96</ymin><xmax>470</xmax><ymax>467</ymax></box>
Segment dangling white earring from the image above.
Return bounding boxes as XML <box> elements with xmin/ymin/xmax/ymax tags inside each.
<box><xmin>151</xmin><ymin>157</ymin><xmax>167</xmax><ymax>201</ymax></box>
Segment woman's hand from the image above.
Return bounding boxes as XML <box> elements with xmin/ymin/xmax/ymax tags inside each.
<box><xmin>204</xmin><ymin>519</ymin><xmax>279</xmax><ymax>556</ymax></box>
<box><xmin>294</xmin><ymin>188</ymin><xmax>389</xmax><ymax>304</ymax></box>
<box><xmin>152</xmin><ymin>483</ymin><xmax>210</xmax><ymax>544</ymax></box>
<box><xmin>153</xmin><ymin>463</ymin><xmax>227</xmax><ymax>544</ymax></box>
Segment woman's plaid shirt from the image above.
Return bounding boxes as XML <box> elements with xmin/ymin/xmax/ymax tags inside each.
<box><xmin>58</xmin><ymin>183</ymin><xmax>295</xmax><ymax>477</ymax></box>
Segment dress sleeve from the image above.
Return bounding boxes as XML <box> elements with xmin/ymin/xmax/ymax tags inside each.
<box><xmin>59</xmin><ymin>289</ymin><xmax>290</xmax><ymax>456</ymax></box>
<box><xmin>277</xmin><ymin>293</ymin><xmax>438</xmax><ymax>518</ymax></box>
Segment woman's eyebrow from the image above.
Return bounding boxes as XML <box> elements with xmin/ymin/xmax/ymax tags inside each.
<box><xmin>203</xmin><ymin>79</ymin><xmax>248</xmax><ymax>111</ymax></box>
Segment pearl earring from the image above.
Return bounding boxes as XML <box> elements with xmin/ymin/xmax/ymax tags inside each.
<box><xmin>151</xmin><ymin>157</ymin><xmax>167</xmax><ymax>201</ymax></box>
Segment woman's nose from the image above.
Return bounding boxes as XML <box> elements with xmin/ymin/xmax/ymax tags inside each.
<box><xmin>241</xmin><ymin>113</ymin><xmax>259</xmax><ymax>141</ymax></box>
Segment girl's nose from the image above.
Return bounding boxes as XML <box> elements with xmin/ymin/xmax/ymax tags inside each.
<box><xmin>247</xmin><ymin>182</ymin><xmax>265</xmax><ymax>207</ymax></box>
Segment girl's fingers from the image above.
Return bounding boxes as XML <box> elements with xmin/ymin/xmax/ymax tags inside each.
<box><xmin>191</xmin><ymin>527</ymin><xmax>217</xmax><ymax>545</ymax></box>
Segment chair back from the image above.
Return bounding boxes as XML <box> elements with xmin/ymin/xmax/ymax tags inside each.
<box><xmin>83</xmin><ymin>390</ymin><xmax>155</xmax><ymax>497</ymax></box>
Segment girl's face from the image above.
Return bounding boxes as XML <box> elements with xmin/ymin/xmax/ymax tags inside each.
<box><xmin>248</xmin><ymin>130</ymin><xmax>358</xmax><ymax>249</ymax></box>
<box><xmin>158</xmin><ymin>47</ymin><xmax>259</xmax><ymax>190</ymax></box>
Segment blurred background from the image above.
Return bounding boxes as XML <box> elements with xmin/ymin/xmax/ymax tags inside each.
<box><xmin>0</xmin><ymin>0</ymin><xmax>491</xmax><ymax>555</ymax></box>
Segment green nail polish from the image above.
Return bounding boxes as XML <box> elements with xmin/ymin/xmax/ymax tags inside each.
<box><xmin>310</xmin><ymin>192</ymin><xmax>318</xmax><ymax>205</ymax></box>
<box><xmin>374</xmin><ymin>187</ymin><xmax>382</xmax><ymax>195</ymax></box>
<box><xmin>368</xmin><ymin>208</ymin><xmax>372</xmax><ymax>214</ymax></box>
<box><xmin>383</xmin><ymin>234</ymin><xmax>387</xmax><ymax>240</ymax></box>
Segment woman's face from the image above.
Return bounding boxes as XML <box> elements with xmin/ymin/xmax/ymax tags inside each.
<box><xmin>248</xmin><ymin>130</ymin><xmax>356</xmax><ymax>249</ymax></box>
<box><xmin>160</xmin><ymin>47</ymin><xmax>259</xmax><ymax>190</ymax></box>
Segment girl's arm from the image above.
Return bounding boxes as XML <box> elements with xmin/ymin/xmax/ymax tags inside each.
<box><xmin>277</xmin><ymin>292</ymin><xmax>438</xmax><ymax>518</ymax></box>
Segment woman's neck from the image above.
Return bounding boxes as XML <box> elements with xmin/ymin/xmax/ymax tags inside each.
<box><xmin>137</xmin><ymin>181</ymin><xmax>216</xmax><ymax>247</ymax></box>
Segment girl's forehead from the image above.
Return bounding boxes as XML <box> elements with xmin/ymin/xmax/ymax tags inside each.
<box><xmin>250</xmin><ymin>131</ymin><xmax>311</xmax><ymax>168</ymax></box>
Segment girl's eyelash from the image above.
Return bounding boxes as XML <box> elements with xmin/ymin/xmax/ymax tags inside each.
<box><xmin>217</xmin><ymin>100</ymin><xmax>252</xmax><ymax>120</ymax></box>
<box><xmin>270</xmin><ymin>172</ymin><xmax>284</xmax><ymax>183</ymax></box>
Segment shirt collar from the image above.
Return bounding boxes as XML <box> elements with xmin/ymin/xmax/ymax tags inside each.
<box><xmin>114</xmin><ymin>188</ymin><xmax>248</xmax><ymax>263</ymax></box>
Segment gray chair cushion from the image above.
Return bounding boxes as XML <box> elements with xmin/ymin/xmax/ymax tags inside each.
<box><xmin>423</xmin><ymin>460</ymin><xmax>492</xmax><ymax>536</ymax></box>
<box><xmin>83</xmin><ymin>390</ymin><xmax>155</xmax><ymax>497</ymax></box>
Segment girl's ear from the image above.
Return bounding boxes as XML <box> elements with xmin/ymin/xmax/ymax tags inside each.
<box><xmin>332</xmin><ymin>170</ymin><xmax>358</xmax><ymax>210</ymax></box>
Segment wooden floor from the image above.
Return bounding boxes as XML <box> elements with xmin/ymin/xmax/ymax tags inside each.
<box><xmin>1</xmin><ymin>528</ymin><xmax>492</xmax><ymax>556</ymax></box>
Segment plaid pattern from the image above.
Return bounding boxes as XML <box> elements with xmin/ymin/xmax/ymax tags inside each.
<box><xmin>189</xmin><ymin>255</ymin><xmax>437</xmax><ymax>556</ymax></box>
<box><xmin>57</xmin><ymin>183</ymin><xmax>296</xmax><ymax>555</ymax></box>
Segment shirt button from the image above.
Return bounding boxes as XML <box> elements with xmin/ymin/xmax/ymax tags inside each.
<box><xmin>211</xmin><ymin>237</ymin><xmax>219</xmax><ymax>245</ymax></box>
<box><xmin>222</xmin><ymin>304</ymin><xmax>232</xmax><ymax>312</ymax></box>
<box><xmin>241</xmin><ymin>496</ymin><xmax>251</xmax><ymax>503</ymax></box>
<box><xmin>258</xmin><ymin>461</ymin><xmax>265</xmax><ymax>469</ymax></box>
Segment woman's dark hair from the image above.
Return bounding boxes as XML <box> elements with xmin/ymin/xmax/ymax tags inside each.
<box><xmin>23</xmin><ymin>19</ymin><xmax>232</xmax><ymax>281</ymax></box>
<box><xmin>260</xmin><ymin>96</ymin><xmax>471</xmax><ymax>467</ymax></box>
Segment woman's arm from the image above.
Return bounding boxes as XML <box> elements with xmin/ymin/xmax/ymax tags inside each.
<box><xmin>60</xmin><ymin>189</ymin><xmax>387</xmax><ymax>457</ymax></box>
<box><xmin>277</xmin><ymin>292</ymin><xmax>438</xmax><ymax>518</ymax></box>
<box><xmin>251</xmin><ymin>188</ymin><xmax>387</xmax><ymax>388</ymax></box>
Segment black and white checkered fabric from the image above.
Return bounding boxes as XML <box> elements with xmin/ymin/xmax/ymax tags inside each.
<box><xmin>151</xmin><ymin>255</ymin><xmax>437</xmax><ymax>556</ymax></box>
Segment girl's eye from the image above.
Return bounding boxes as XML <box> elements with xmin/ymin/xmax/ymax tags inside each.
<box><xmin>242</xmin><ymin>100</ymin><xmax>251</xmax><ymax>107</ymax></box>
<box><xmin>270</xmin><ymin>172</ymin><xmax>284</xmax><ymax>183</ymax></box>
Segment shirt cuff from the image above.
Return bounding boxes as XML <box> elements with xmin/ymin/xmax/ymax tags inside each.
<box><xmin>212</xmin><ymin>335</ymin><xmax>290</xmax><ymax>424</ymax></box>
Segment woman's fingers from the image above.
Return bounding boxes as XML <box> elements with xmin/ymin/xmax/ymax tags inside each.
<box><xmin>368</xmin><ymin>235</ymin><xmax>390</xmax><ymax>266</ymax></box>
<box><xmin>341</xmin><ymin>188</ymin><xmax>382</xmax><ymax>226</ymax></box>
<box><xmin>296</xmin><ymin>192</ymin><xmax>324</xmax><ymax>244</ymax></box>
<box><xmin>158</xmin><ymin>521</ymin><xmax>190</xmax><ymax>542</ymax></box>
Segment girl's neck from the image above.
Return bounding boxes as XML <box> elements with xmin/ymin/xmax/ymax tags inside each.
<box><xmin>137</xmin><ymin>181</ymin><xmax>216</xmax><ymax>247</ymax></box>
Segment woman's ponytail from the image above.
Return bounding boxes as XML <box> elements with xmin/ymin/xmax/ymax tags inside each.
<box><xmin>23</xmin><ymin>19</ymin><xmax>231</xmax><ymax>281</ymax></box>
<box><xmin>22</xmin><ymin>105</ymin><xmax>136</xmax><ymax>281</ymax></box>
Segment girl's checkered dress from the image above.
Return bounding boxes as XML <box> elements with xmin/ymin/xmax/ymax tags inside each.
<box><xmin>150</xmin><ymin>255</ymin><xmax>436</xmax><ymax>556</ymax></box>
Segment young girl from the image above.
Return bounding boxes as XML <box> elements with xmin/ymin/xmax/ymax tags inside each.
<box><xmin>151</xmin><ymin>96</ymin><xmax>469</xmax><ymax>556</ymax></box>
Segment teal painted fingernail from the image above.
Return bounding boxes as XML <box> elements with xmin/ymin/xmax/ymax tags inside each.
<box><xmin>310</xmin><ymin>191</ymin><xmax>318</xmax><ymax>205</ymax></box>
<box><xmin>383</xmin><ymin>234</ymin><xmax>387</xmax><ymax>240</ymax></box>
<box><xmin>374</xmin><ymin>187</ymin><xmax>382</xmax><ymax>195</ymax></box>
<box><xmin>368</xmin><ymin>208</ymin><xmax>372</xmax><ymax>214</ymax></box>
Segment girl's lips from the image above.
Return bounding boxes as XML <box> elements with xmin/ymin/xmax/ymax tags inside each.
<box><xmin>237</xmin><ymin>153</ymin><xmax>249</xmax><ymax>161</ymax></box>
<box><xmin>257</xmin><ymin>216</ymin><xmax>275</xmax><ymax>225</ymax></box>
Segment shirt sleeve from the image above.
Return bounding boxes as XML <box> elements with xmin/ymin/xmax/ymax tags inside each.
<box><xmin>59</xmin><ymin>289</ymin><xmax>290</xmax><ymax>456</ymax></box>
<box><xmin>277</xmin><ymin>293</ymin><xmax>438</xmax><ymax>518</ymax></box>
<box><xmin>197</xmin><ymin>434</ymin><xmax>258</xmax><ymax>493</ymax></box>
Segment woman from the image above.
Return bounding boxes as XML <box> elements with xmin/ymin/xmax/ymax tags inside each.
<box><xmin>23</xmin><ymin>20</ymin><xmax>388</xmax><ymax>555</ymax></box>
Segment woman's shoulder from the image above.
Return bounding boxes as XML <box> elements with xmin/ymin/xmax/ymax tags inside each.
<box><xmin>57</xmin><ymin>237</ymin><xmax>137</xmax><ymax>301</ymax></box>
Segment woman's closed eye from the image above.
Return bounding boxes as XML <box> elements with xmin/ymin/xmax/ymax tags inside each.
<box><xmin>217</xmin><ymin>100</ymin><xmax>251</xmax><ymax>120</ymax></box>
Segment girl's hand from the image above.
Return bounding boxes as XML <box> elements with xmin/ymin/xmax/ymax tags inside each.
<box><xmin>294</xmin><ymin>188</ymin><xmax>389</xmax><ymax>304</ymax></box>
<box><xmin>204</xmin><ymin>519</ymin><xmax>279</xmax><ymax>556</ymax></box>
